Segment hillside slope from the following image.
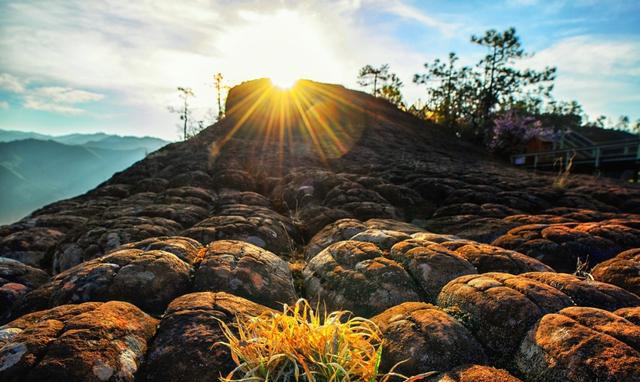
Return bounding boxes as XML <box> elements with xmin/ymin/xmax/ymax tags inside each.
<box><xmin>1</xmin><ymin>79</ymin><xmax>639</xmax><ymax>382</ymax></box>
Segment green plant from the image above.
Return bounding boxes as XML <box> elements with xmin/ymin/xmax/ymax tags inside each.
<box><xmin>217</xmin><ymin>299</ymin><xmax>404</xmax><ymax>382</ymax></box>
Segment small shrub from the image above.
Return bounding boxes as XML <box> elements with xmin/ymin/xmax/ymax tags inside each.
<box><xmin>217</xmin><ymin>299</ymin><xmax>404</xmax><ymax>382</ymax></box>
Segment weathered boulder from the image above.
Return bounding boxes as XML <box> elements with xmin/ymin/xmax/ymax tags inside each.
<box><xmin>437</xmin><ymin>272</ymin><xmax>573</xmax><ymax>366</ymax></box>
<box><xmin>521</xmin><ymin>272</ymin><xmax>640</xmax><ymax>311</ymax></box>
<box><xmin>452</xmin><ymin>243</ymin><xmax>554</xmax><ymax>274</ymax></box>
<box><xmin>0</xmin><ymin>258</ymin><xmax>49</xmax><ymax>323</ymax></box>
<box><xmin>591</xmin><ymin>248</ymin><xmax>640</xmax><ymax>296</ymax></box>
<box><xmin>139</xmin><ymin>292</ymin><xmax>272</xmax><ymax>382</ymax></box>
<box><xmin>193</xmin><ymin>240</ymin><xmax>296</xmax><ymax>309</ymax></box>
<box><xmin>114</xmin><ymin>236</ymin><xmax>203</xmax><ymax>264</ymax></box>
<box><xmin>372</xmin><ymin>302</ymin><xmax>486</xmax><ymax>376</ymax></box>
<box><xmin>303</xmin><ymin>240</ymin><xmax>421</xmax><ymax>317</ymax></box>
<box><xmin>350</xmin><ymin>229</ymin><xmax>411</xmax><ymax>250</ymax></box>
<box><xmin>516</xmin><ymin>306</ymin><xmax>640</xmax><ymax>382</ymax></box>
<box><xmin>0</xmin><ymin>227</ymin><xmax>65</xmax><ymax>268</ymax></box>
<box><xmin>389</xmin><ymin>241</ymin><xmax>476</xmax><ymax>302</ymax></box>
<box><xmin>409</xmin><ymin>364</ymin><xmax>523</xmax><ymax>382</ymax></box>
<box><xmin>615</xmin><ymin>306</ymin><xmax>640</xmax><ymax>325</ymax></box>
<box><xmin>183</xmin><ymin>210</ymin><xmax>297</xmax><ymax>258</ymax></box>
<box><xmin>52</xmin><ymin>216</ymin><xmax>183</xmax><ymax>273</ymax></box>
<box><xmin>0</xmin><ymin>301</ymin><xmax>157</xmax><ymax>382</ymax></box>
<box><xmin>493</xmin><ymin>222</ymin><xmax>640</xmax><ymax>272</ymax></box>
<box><xmin>304</xmin><ymin>218</ymin><xmax>367</xmax><ymax>261</ymax></box>
<box><xmin>19</xmin><ymin>249</ymin><xmax>192</xmax><ymax>315</ymax></box>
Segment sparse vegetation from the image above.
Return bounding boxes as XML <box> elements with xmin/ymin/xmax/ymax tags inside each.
<box><xmin>217</xmin><ymin>299</ymin><xmax>405</xmax><ymax>382</ymax></box>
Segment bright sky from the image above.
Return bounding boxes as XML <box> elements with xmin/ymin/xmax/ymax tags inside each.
<box><xmin>0</xmin><ymin>0</ymin><xmax>638</xmax><ymax>141</ymax></box>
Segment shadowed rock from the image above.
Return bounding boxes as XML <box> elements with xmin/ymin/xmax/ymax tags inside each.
<box><xmin>592</xmin><ymin>248</ymin><xmax>640</xmax><ymax>296</ymax></box>
<box><xmin>0</xmin><ymin>258</ymin><xmax>49</xmax><ymax>323</ymax></box>
<box><xmin>410</xmin><ymin>364</ymin><xmax>523</xmax><ymax>382</ymax></box>
<box><xmin>139</xmin><ymin>292</ymin><xmax>272</xmax><ymax>382</ymax></box>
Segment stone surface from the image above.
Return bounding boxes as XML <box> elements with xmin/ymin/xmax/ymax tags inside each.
<box><xmin>139</xmin><ymin>292</ymin><xmax>272</xmax><ymax>382</ymax></box>
<box><xmin>437</xmin><ymin>272</ymin><xmax>574</xmax><ymax>366</ymax></box>
<box><xmin>303</xmin><ymin>240</ymin><xmax>421</xmax><ymax>317</ymax></box>
<box><xmin>453</xmin><ymin>243</ymin><xmax>554</xmax><ymax>274</ymax></box>
<box><xmin>372</xmin><ymin>302</ymin><xmax>486</xmax><ymax>376</ymax></box>
<box><xmin>591</xmin><ymin>248</ymin><xmax>640</xmax><ymax>296</ymax></box>
<box><xmin>114</xmin><ymin>236</ymin><xmax>203</xmax><ymax>264</ymax></box>
<box><xmin>389</xmin><ymin>241</ymin><xmax>477</xmax><ymax>302</ymax></box>
<box><xmin>409</xmin><ymin>364</ymin><xmax>523</xmax><ymax>382</ymax></box>
<box><xmin>0</xmin><ymin>258</ymin><xmax>49</xmax><ymax>323</ymax></box>
<box><xmin>0</xmin><ymin>301</ymin><xmax>157</xmax><ymax>382</ymax></box>
<box><xmin>193</xmin><ymin>240</ymin><xmax>297</xmax><ymax>308</ymax></box>
<box><xmin>521</xmin><ymin>272</ymin><xmax>640</xmax><ymax>311</ymax></box>
<box><xmin>493</xmin><ymin>221</ymin><xmax>640</xmax><ymax>272</ymax></box>
<box><xmin>18</xmin><ymin>249</ymin><xmax>192</xmax><ymax>315</ymax></box>
<box><xmin>516</xmin><ymin>306</ymin><xmax>640</xmax><ymax>382</ymax></box>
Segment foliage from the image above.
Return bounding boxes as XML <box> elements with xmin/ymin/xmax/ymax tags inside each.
<box><xmin>217</xmin><ymin>299</ymin><xmax>404</xmax><ymax>382</ymax></box>
<box><xmin>472</xmin><ymin>27</ymin><xmax>556</xmax><ymax>127</ymax></box>
<box><xmin>413</xmin><ymin>52</ymin><xmax>475</xmax><ymax>130</ymax></box>
<box><xmin>378</xmin><ymin>73</ymin><xmax>405</xmax><ymax>109</ymax></box>
<box><xmin>412</xmin><ymin>27</ymin><xmax>557</xmax><ymax>140</ymax></box>
<box><xmin>357</xmin><ymin>64</ymin><xmax>390</xmax><ymax>96</ymax></box>
<box><xmin>487</xmin><ymin>110</ymin><xmax>553</xmax><ymax>154</ymax></box>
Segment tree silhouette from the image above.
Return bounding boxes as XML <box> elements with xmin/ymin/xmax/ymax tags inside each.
<box><xmin>168</xmin><ymin>87</ymin><xmax>195</xmax><ymax>140</ymax></box>
<box><xmin>471</xmin><ymin>27</ymin><xmax>556</xmax><ymax>129</ymax></box>
<box><xmin>357</xmin><ymin>64</ymin><xmax>390</xmax><ymax>96</ymax></box>
<box><xmin>213</xmin><ymin>73</ymin><xmax>226</xmax><ymax>121</ymax></box>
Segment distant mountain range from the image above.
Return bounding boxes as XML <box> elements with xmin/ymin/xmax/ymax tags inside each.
<box><xmin>0</xmin><ymin>129</ymin><xmax>170</xmax><ymax>224</ymax></box>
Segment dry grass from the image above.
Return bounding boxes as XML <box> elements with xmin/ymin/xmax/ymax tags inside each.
<box><xmin>217</xmin><ymin>299</ymin><xmax>404</xmax><ymax>382</ymax></box>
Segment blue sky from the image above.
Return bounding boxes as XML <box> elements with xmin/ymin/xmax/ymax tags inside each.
<box><xmin>0</xmin><ymin>0</ymin><xmax>638</xmax><ymax>140</ymax></box>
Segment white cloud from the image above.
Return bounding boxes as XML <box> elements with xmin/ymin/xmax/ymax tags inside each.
<box><xmin>522</xmin><ymin>35</ymin><xmax>640</xmax><ymax>119</ymax></box>
<box><xmin>22</xmin><ymin>86</ymin><xmax>104</xmax><ymax>115</ymax></box>
<box><xmin>0</xmin><ymin>73</ymin><xmax>25</xmax><ymax>93</ymax></box>
<box><xmin>372</xmin><ymin>0</ymin><xmax>460</xmax><ymax>36</ymax></box>
<box><xmin>0</xmin><ymin>101</ymin><xmax>9</xmax><ymax>109</ymax></box>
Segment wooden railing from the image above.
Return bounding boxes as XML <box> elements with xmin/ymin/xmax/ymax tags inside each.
<box><xmin>511</xmin><ymin>139</ymin><xmax>640</xmax><ymax>169</ymax></box>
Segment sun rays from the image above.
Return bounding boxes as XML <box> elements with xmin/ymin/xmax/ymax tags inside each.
<box><xmin>210</xmin><ymin>79</ymin><xmax>367</xmax><ymax>170</ymax></box>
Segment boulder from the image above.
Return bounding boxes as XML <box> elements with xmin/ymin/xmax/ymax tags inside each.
<box><xmin>453</xmin><ymin>243</ymin><xmax>554</xmax><ymax>274</ymax></box>
<box><xmin>0</xmin><ymin>258</ymin><xmax>49</xmax><ymax>323</ymax></box>
<box><xmin>139</xmin><ymin>292</ymin><xmax>272</xmax><ymax>382</ymax></box>
<box><xmin>389</xmin><ymin>241</ymin><xmax>476</xmax><ymax>302</ymax></box>
<box><xmin>0</xmin><ymin>301</ymin><xmax>157</xmax><ymax>382</ymax></box>
<box><xmin>114</xmin><ymin>236</ymin><xmax>203</xmax><ymax>264</ymax></box>
<box><xmin>303</xmin><ymin>240</ymin><xmax>421</xmax><ymax>317</ymax></box>
<box><xmin>521</xmin><ymin>272</ymin><xmax>640</xmax><ymax>311</ymax></box>
<box><xmin>19</xmin><ymin>249</ymin><xmax>192</xmax><ymax>315</ymax></box>
<box><xmin>408</xmin><ymin>364</ymin><xmax>523</xmax><ymax>382</ymax></box>
<box><xmin>437</xmin><ymin>272</ymin><xmax>573</xmax><ymax>366</ymax></box>
<box><xmin>193</xmin><ymin>240</ymin><xmax>297</xmax><ymax>309</ymax></box>
<box><xmin>372</xmin><ymin>302</ymin><xmax>486</xmax><ymax>376</ymax></box>
<box><xmin>591</xmin><ymin>248</ymin><xmax>640</xmax><ymax>296</ymax></box>
<box><xmin>516</xmin><ymin>306</ymin><xmax>640</xmax><ymax>382</ymax></box>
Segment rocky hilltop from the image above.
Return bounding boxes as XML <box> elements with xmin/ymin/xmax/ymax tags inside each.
<box><xmin>1</xmin><ymin>79</ymin><xmax>639</xmax><ymax>382</ymax></box>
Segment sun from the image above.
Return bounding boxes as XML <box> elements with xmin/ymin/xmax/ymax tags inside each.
<box><xmin>219</xmin><ymin>9</ymin><xmax>340</xmax><ymax>86</ymax></box>
<box><xmin>270</xmin><ymin>75</ymin><xmax>298</xmax><ymax>89</ymax></box>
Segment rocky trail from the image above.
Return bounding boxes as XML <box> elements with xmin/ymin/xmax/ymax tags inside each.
<box><xmin>1</xmin><ymin>79</ymin><xmax>639</xmax><ymax>382</ymax></box>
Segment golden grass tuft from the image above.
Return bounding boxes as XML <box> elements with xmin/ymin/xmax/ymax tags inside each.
<box><xmin>217</xmin><ymin>299</ymin><xmax>404</xmax><ymax>382</ymax></box>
